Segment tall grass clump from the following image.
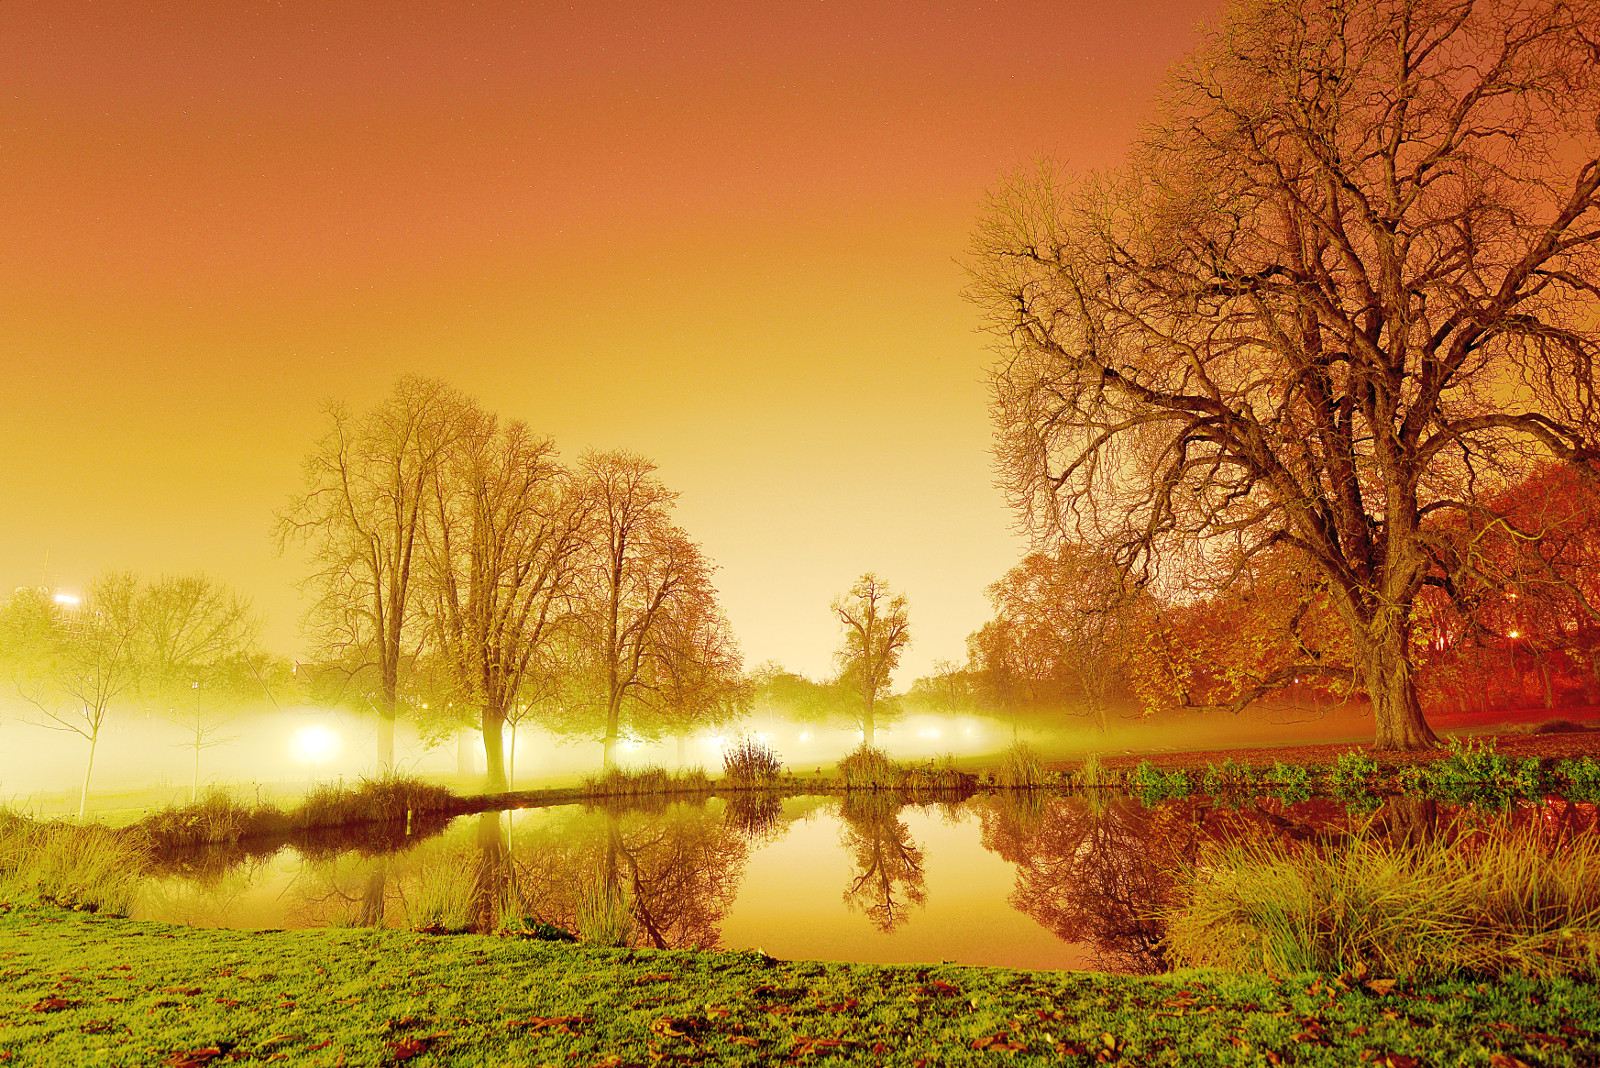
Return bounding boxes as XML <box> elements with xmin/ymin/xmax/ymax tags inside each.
<box><xmin>1074</xmin><ymin>752</ymin><xmax>1107</xmax><ymax>790</ymax></box>
<box><xmin>1265</xmin><ymin>761</ymin><xmax>1312</xmax><ymax>803</ymax></box>
<box><xmin>994</xmin><ymin>741</ymin><xmax>1045</xmax><ymax>789</ymax></box>
<box><xmin>582</xmin><ymin>765</ymin><xmax>712</xmax><ymax>798</ymax></box>
<box><xmin>296</xmin><ymin>773</ymin><xmax>457</xmax><ymax>828</ymax></box>
<box><xmin>903</xmin><ymin>753</ymin><xmax>972</xmax><ymax>793</ymax></box>
<box><xmin>836</xmin><ymin>745</ymin><xmax>903</xmax><ymax>790</ymax></box>
<box><xmin>1164</xmin><ymin>821</ymin><xmax>1600</xmax><ymax>979</ymax></box>
<box><xmin>407</xmin><ymin>865</ymin><xmax>483</xmax><ymax>933</ymax></box>
<box><xmin>0</xmin><ymin>813</ymin><xmax>150</xmax><ymax>916</ymax></box>
<box><xmin>574</xmin><ymin>870</ymin><xmax>633</xmax><ymax>947</ymax></box>
<box><xmin>722</xmin><ymin>737</ymin><xmax>783</xmax><ymax>787</ymax></box>
<box><xmin>140</xmin><ymin>787</ymin><xmax>269</xmax><ymax>848</ymax></box>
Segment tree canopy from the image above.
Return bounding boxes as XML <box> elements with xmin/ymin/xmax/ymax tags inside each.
<box><xmin>970</xmin><ymin>0</ymin><xmax>1600</xmax><ymax>748</ymax></box>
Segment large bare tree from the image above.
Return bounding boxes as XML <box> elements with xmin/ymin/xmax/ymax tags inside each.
<box><xmin>276</xmin><ymin>375</ymin><xmax>470</xmax><ymax>770</ymax></box>
<box><xmin>831</xmin><ymin>573</ymin><xmax>911</xmax><ymax>748</ymax></box>
<box><xmin>575</xmin><ymin>450</ymin><xmax>727</xmax><ymax>766</ymax></box>
<box><xmin>422</xmin><ymin>413</ymin><xmax>592</xmax><ymax>791</ymax></box>
<box><xmin>970</xmin><ymin>0</ymin><xmax>1600</xmax><ymax>748</ymax></box>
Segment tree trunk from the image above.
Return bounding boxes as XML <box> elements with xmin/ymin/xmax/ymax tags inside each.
<box><xmin>482</xmin><ymin>706</ymin><xmax>507</xmax><ymax>792</ymax></box>
<box><xmin>376</xmin><ymin>713</ymin><xmax>396</xmax><ymax>774</ymax></box>
<box><xmin>1538</xmin><ymin>657</ymin><xmax>1554</xmax><ymax>710</ymax></box>
<box><xmin>77</xmin><ymin>731</ymin><xmax>98</xmax><ymax>822</ymax></box>
<box><xmin>862</xmin><ymin>692</ymin><xmax>876</xmax><ymax>749</ymax></box>
<box><xmin>1358</xmin><ymin>631</ymin><xmax>1439</xmax><ymax>751</ymax></box>
<box><xmin>602</xmin><ymin>694</ymin><xmax>622</xmax><ymax>768</ymax></box>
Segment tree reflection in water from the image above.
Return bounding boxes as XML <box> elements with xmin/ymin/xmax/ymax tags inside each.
<box><xmin>514</xmin><ymin>800</ymin><xmax>753</xmax><ymax>949</ymax></box>
<box><xmin>977</xmin><ymin>792</ymin><xmax>1203</xmax><ymax>974</ymax></box>
<box><xmin>837</xmin><ymin>793</ymin><xmax>927</xmax><ymax>932</ymax></box>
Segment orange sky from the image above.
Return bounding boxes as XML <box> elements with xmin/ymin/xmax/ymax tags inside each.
<box><xmin>0</xmin><ymin>0</ymin><xmax>1224</xmax><ymax>683</ymax></box>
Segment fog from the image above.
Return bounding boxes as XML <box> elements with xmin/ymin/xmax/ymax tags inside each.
<box><xmin>0</xmin><ymin>683</ymin><xmax>1406</xmax><ymax>819</ymax></box>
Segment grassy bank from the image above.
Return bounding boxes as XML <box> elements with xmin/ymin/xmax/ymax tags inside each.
<box><xmin>3</xmin><ymin>905</ymin><xmax>1599</xmax><ymax>1067</ymax></box>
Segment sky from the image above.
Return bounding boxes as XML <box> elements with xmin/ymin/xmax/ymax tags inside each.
<box><xmin>0</xmin><ymin>0</ymin><xmax>1226</xmax><ymax>685</ymax></box>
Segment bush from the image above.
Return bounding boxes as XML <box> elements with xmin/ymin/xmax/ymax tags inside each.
<box><xmin>1202</xmin><ymin>759</ymin><xmax>1253</xmax><ymax>794</ymax></box>
<box><xmin>836</xmin><ymin>745</ymin><xmax>902</xmax><ymax>790</ymax></box>
<box><xmin>1556</xmin><ymin>756</ymin><xmax>1600</xmax><ymax>802</ymax></box>
<box><xmin>722</xmin><ymin>737</ymin><xmax>783</xmax><ymax>786</ymax></box>
<box><xmin>1264</xmin><ymin>761</ymin><xmax>1312</xmax><ymax>803</ymax></box>
<box><xmin>1327</xmin><ymin>749</ymin><xmax>1382</xmax><ymax>797</ymax></box>
<box><xmin>1164</xmin><ymin>819</ymin><xmax>1600</xmax><ymax>979</ymax></box>
<box><xmin>994</xmin><ymin>742</ymin><xmax>1045</xmax><ymax>789</ymax></box>
<box><xmin>1128</xmin><ymin>760</ymin><xmax>1189</xmax><ymax>804</ymax></box>
<box><xmin>903</xmin><ymin>753</ymin><xmax>973</xmax><ymax>792</ymax></box>
<box><xmin>1426</xmin><ymin>738</ymin><xmax>1543</xmax><ymax>803</ymax></box>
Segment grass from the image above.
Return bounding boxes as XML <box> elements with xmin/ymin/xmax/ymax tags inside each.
<box><xmin>138</xmin><ymin>787</ymin><xmax>275</xmax><ymax>848</ymax></box>
<box><xmin>4</xmin><ymin>904</ymin><xmax>1600</xmax><ymax>1067</ymax></box>
<box><xmin>0</xmin><ymin>815</ymin><xmax>150</xmax><ymax>917</ymax></box>
<box><xmin>582</xmin><ymin>765</ymin><xmax>714</xmax><ymax>799</ymax></box>
<box><xmin>1164</xmin><ymin>817</ymin><xmax>1600</xmax><ymax>980</ymax></box>
<box><xmin>297</xmin><ymin>772</ymin><xmax>458</xmax><ymax>828</ymax></box>
<box><xmin>1074</xmin><ymin>751</ymin><xmax>1107</xmax><ymax>789</ymax></box>
<box><xmin>721</xmin><ymin>737</ymin><xmax>783</xmax><ymax>787</ymax></box>
<box><xmin>573</xmin><ymin>869</ymin><xmax>633</xmax><ymax>947</ymax></box>
<box><xmin>993</xmin><ymin>741</ymin><xmax>1045</xmax><ymax>789</ymax></box>
<box><xmin>835</xmin><ymin>744</ymin><xmax>902</xmax><ymax>790</ymax></box>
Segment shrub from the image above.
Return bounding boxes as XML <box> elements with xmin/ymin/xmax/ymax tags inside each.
<box><xmin>836</xmin><ymin>745</ymin><xmax>902</xmax><ymax>790</ymax></box>
<box><xmin>1426</xmin><ymin>738</ymin><xmax>1543</xmax><ymax>803</ymax></box>
<box><xmin>1202</xmin><ymin>758</ymin><xmax>1254</xmax><ymax>794</ymax></box>
<box><xmin>1327</xmin><ymin>749</ymin><xmax>1382</xmax><ymax>797</ymax></box>
<box><xmin>994</xmin><ymin>742</ymin><xmax>1045</xmax><ymax>789</ymax></box>
<box><xmin>1165</xmin><ymin>819</ymin><xmax>1600</xmax><ymax>980</ymax></box>
<box><xmin>1556</xmin><ymin>757</ymin><xmax>1600</xmax><ymax>802</ymax></box>
<box><xmin>722</xmin><ymin>737</ymin><xmax>783</xmax><ymax>786</ymax></box>
<box><xmin>1128</xmin><ymin>760</ymin><xmax>1189</xmax><ymax>804</ymax></box>
<box><xmin>1264</xmin><ymin>761</ymin><xmax>1312</xmax><ymax>803</ymax></box>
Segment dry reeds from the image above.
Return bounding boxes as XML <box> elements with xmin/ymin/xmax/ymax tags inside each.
<box><xmin>836</xmin><ymin>745</ymin><xmax>902</xmax><ymax>790</ymax></box>
<box><xmin>0</xmin><ymin>813</ymin><xmax>150</xmax><ymax>916</ymax></box>
<box><xmin>574</xmin><ymin>869</ymin><xmax>633</xmax><ymax>947</ymax></box>
<box><xmin>994</xmin><ymin>741</ymin><xmax>1045</xmax><ymax>789</ymax></box>
<box><xmin>1163</xmin><ymin>819</ymin><xmax>1600</xmax><ymax>979</ymax></box>
<box><xmin>581</xmin><ymin>765</ymin><xmax>713</xmax><ymax>798</ymax></box>
<box><xmin>722</xmin><ymin>737</ymin><xmax>784</xmax><ymax>787</ymax></box>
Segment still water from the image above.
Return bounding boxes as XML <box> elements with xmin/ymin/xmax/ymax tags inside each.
<box><xmin>136</xmin><ymin>792</ymin><xmax>1596</xmax><ymax>974</ymax></box>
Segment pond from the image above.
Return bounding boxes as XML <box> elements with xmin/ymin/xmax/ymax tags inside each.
<box><xmin>136</xmin><ymin>791</ymin><xmax>1599</xmax><ymax>974</ymax></box>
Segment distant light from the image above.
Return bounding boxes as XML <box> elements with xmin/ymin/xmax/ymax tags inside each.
<box><xmin>799</xmin><ymin>731</ymin><xmax>811</xmax><ymax>742</ymax></box>
<box><xmin>917</xmin><ymin>728</ymin><xmax>942</xmax><ymax>739</ymax></box>
<box><xmin>52</xmin><ymin>593</ymin><xmax>79</xmax><ymax>607</ymax></box>
<box><xmin>293</xmin><ymin>725</ymin><xmax>340</xmax><ymax>763</ymax></box>
<box><xmin>1509</xmin><ymin>630</ymin><xmax>1520</xmax><ymax>639</ymax></box>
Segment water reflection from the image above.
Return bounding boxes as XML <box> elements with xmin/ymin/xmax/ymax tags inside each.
<box><xmin>837</xmin><ymin>793</ymin><xmax>927</xmax><ymax>932</ymax></box>
<box><xmin>135</xmin><ymin>791</ymin><xmax>1599</xmax><ymax>972</ymax></box>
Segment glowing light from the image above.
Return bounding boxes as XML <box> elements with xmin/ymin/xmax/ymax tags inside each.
<box><xmin>293</xmin><ymin>725</ymin><xmax>340</xmax><ymax>763</ymax></box>
<box><xmin>1508</xmin><ymin>629</ymin><xmax>1520</xmax><ymax>639</ymax></box>
<box><xmin>917</xmin><ymin>728</ymin><xmax>942</xmax><ymax>739</ymax></box>
<box><xmin>52</xmin><ymin>593</ymin><xmax>79</xmax><ymax>607</ymax></box>
<box><xmin>799</xmin><ymin>731</ymin><xmax>811</xmax><ymax>742</ymax></box>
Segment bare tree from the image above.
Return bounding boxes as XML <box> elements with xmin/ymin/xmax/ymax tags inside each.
<box><xmin>276</xmin><ymin>376</ymin><xmax>471</xmax><ymax>771</ymax></box>
<box><xmin>970</xmin><ymin>0</ymin><xmax>1600</xmax><ymax>748</ymax></box>
<box><xmin>422</xmin><ymin>414</ymin><xmax>592</xmax><ymax>791</ymax></box>
<box><xmin>831</xmin><ymin>573</ymin><xmax>912</xmax><ymax>747</ymax></box>
<box><xmin>4</xmin><ymin>575</ymin><xmax>140</xmax><ymax>820</ymax></box>
<box><xmin>572</xmin><ymin>451</ymin><xmax>728</xmax><ymax>767</ymax></box>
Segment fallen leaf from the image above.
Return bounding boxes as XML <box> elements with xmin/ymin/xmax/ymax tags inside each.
<box><xmin>1489</xmin><ymin>1056</ymin><xmax>1533</xmax><ymax>1068</ymax></box>
<box><xmin>633</xmin><ymin>973</ymin><xmax>674</xmax><ymax>984</ymax></box>
<box><xmin>159</xmin><ymin>986</ymin><xmax>202</xmax><ymax>996</ymax></box>
<box><xmin>29</xmin><ymin>998</ymin><xmax>79</xmax><ymax>1013</ymax></box>
<box><xmin>507</xmin><ymin>1015</ymin><xmax>583</xmax><ymax>1034</ymax></box>
<box><xmin>160</xmin><ymin>1048</ymin><xmax>225</xmax><ymax>1068</ymax></box>
<box><xmin>728</xmin><ymin>1036</ymin><xmax>759</xmax><ymax>1047</ymax></box>
<box><xmin>386</xmin><ymin>1035</ymin><xmax>443</xmax><ymax>1062</ymax></box>
<box><xmin>1366</xmin><ymin>979</ymin><xmax>1398</xmax><ymax>996</ymax></box>
<box><xmin>971</xmin><ymin>1032</ymin><xmax>1028</xmax><ymax>1052</ymax></box>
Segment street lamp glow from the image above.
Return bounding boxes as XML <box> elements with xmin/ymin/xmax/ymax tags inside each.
<box><xmin>293</xmin><ymin>725</ymin><xmax>340</xmax><ymax>764</ymax></box>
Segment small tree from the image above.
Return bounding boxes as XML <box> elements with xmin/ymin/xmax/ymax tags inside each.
<box><xmin>830</xmin><ymin>573</ymin><xmax>912</xmax><ymax>747</ymax></box>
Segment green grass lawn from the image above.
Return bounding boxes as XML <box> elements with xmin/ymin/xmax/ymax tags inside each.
<box><xmin>2</xmin><ymin>905</ymin><xmax>1597</xmax><ymax>1067</ymax></box>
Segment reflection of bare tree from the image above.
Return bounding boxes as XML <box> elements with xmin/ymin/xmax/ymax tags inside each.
<box><xmin>837</xmin><ymin>794</ymin><xmax>926</xmax><ymax>933</ymax></box>
<box><xmin>512</xmin><ymin>802</ymin><xmax>749</xmax><ymax>949</ymax></box>
<box><xmin>978</xmin><ymin>794</ymin><xmax>1201</xmax><ymax>974</ymax></box>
